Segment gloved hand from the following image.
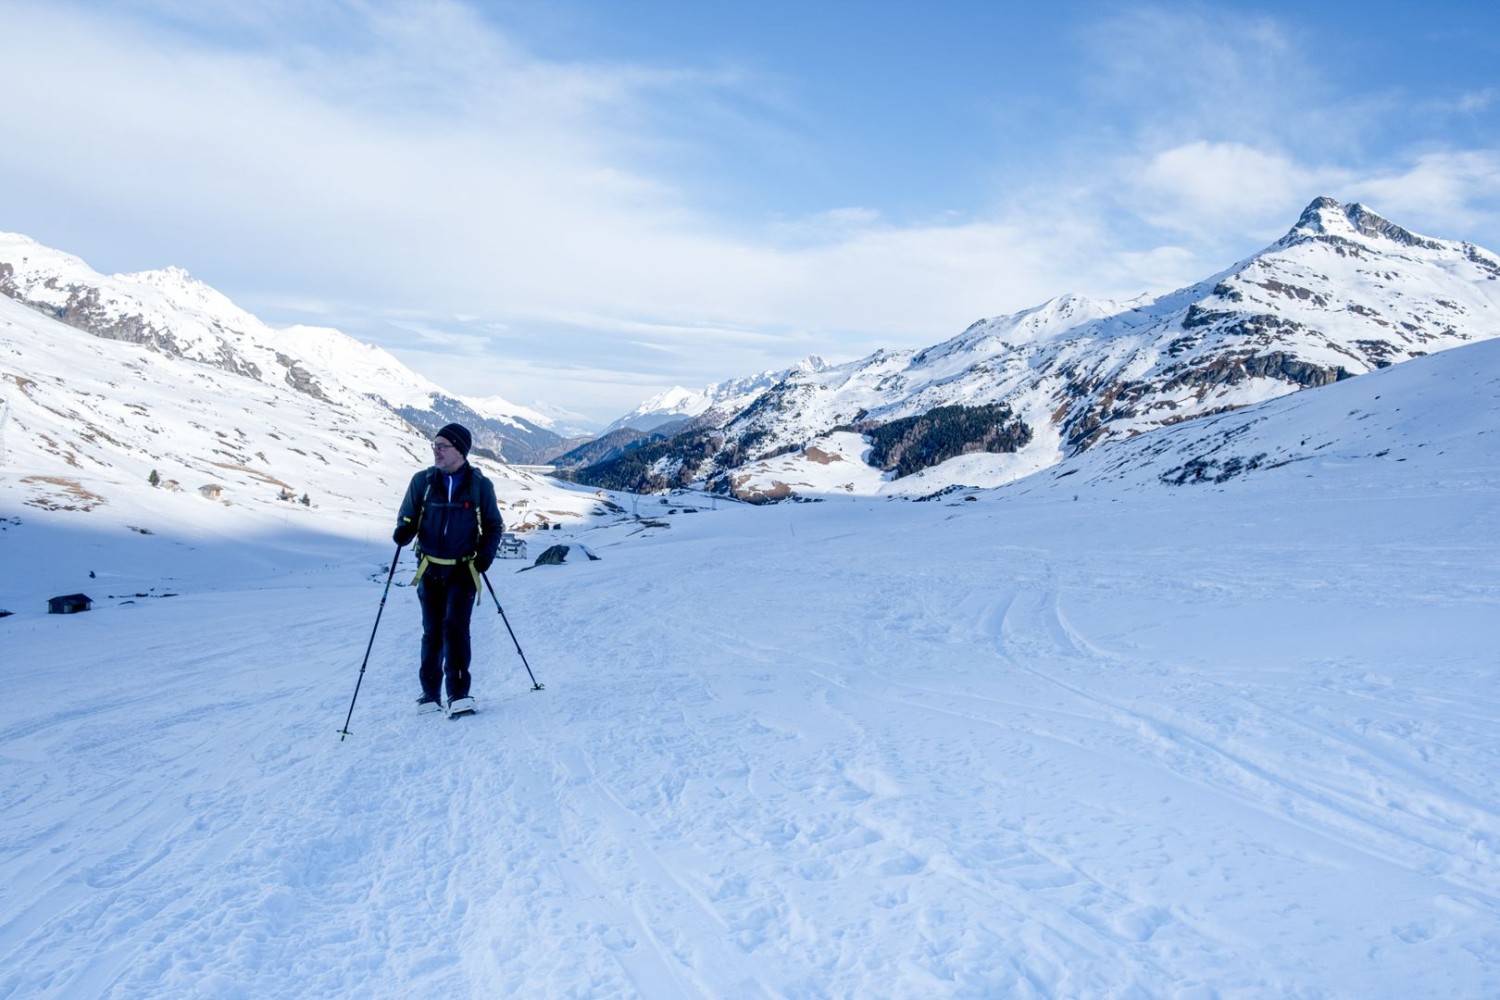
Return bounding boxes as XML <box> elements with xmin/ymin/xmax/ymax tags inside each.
<box><xmin>393</xmin><ymin>523</ymin><xmax>417</xmax><ymax>546</ymax></box>
<box><xmin>474</xmin><ymin>552</ymin><xmax>494</xmax><ymax>574</ymax></box>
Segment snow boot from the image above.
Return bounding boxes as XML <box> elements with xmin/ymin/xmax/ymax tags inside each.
<box><xmin>446</xmin><ymin>696</ymin><xmax>477</xmax><ymax>719</ymax></box>
<box><xmin>416</xmin><ymin>696</ymin><xmax>442</xmax><ymax>716</ymax></box>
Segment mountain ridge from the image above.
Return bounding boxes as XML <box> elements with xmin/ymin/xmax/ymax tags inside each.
<box><xmin>601</xmin><ymin>356</ymin><xmax>831</xmax><ymax>437</ymax></box>
<box><xmin>0</xmin><ymin>233</ymin><xmax>568</xmax><ymax>463</ymax></box>
<box><xmin>572</xmin><ymin>198</ymin><xmax>1500</xmax><ymax>500</ymax></box>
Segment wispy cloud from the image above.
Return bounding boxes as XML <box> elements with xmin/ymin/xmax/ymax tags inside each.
<box><xmin>1354</xmin><ymin>151</ymin><xmax>1500</xmax><ymax>236</ymax></box>
<box><xmin>1129</xmin><ymin>142</ymin><xmax>1350</xmax><ymax>239</ymax></box>
<box><xmin>1057</xmin><ymin>6</ymin><xmax>1499</xmax><ymax>270</ymax></box>
<box><xmin>1456</xmin><ymin>89</ymin><xmax>1497</xmax><ymax>115</ymax></box>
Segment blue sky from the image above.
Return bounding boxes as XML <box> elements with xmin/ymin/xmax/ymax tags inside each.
<box><xmin>2</xmin><ymin>0</ymin><xmax>1497</xmax><ymax>424</ymax></box>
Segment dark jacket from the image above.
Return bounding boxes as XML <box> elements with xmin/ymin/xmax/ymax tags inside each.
<box><xmin>395</xmin><ymin>463</ymin><xmax>503</xmax><ymax>565</ymax></box>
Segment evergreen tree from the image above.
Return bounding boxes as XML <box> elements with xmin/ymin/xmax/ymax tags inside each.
<box><xmin>865</xmin><ymin>404</ymin><xmax>1033</xmax><ymax>478</ymax></box>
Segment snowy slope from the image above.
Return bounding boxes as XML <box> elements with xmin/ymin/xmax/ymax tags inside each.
<box><xmin>1000</xmin><ymin>330</ymin><xmax>1500</xmax><ymax>502</ymax></box>
<box><xmin>266</xmin><ymin>323</ymin><xmax>448</xmax><ymax>411</ymax></box>
<box><xmin>0</xmin><ymin>232</ymin><xmax>300</xmax><ymax>384</ymax></box>
<box><xmin>2</xmin><ymin>331</ymin><xmax>1497</xmax><ymax>997</ymax></box>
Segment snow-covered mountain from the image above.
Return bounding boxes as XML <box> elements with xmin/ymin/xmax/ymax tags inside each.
<box><xmin>468</xmin><ymin>394</ymin><xmax>599</xmax><ymax>439</ymax></box>
<box><xmin>553</xmin><ymin>356</ymin><xmax>833</xmax><ymax>477</ymax></box>
<box><xmin>602</xmin><ymin>357</ymin><xmax>830</xmax><ymax>436</ymax></box>
<box><xmin>0</xmin><ymin>249</ymin><xmax>618</xmax><ymax>538</ymax></box>
<box><xmin>573</xmin><ymin>198</ymin><xmax>1500</xmax><ymax>500</ymax></box>
<box><xmin>0</xmin><ymin>233</ymin><xmax>567</xmax><ymax>463</ymax></box>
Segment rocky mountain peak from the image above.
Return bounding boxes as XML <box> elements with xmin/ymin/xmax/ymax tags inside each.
<box><xmin>1288</xmin><ymin>197</ymin><xmax>1437</xmax><ymax>250</ymax></box>
<box><xmin>1291</xmin><ymin>196</ymin><xmax>1345</xmax><ymax>234</ymax></box>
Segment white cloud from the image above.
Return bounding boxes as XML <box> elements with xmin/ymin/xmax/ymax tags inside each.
<box><xmin>1075</xmin><ymin>6</ymin><xmax>1330</xmax><ymax>149</ymax></box>
<box><xmin>1456</xmin><ymin>89</ymin><xmax>1497</xmax><ymax>114</ymax></box>
<box><xmin>1352</xmin><ymin>150</ymin><xmax>1500</xmax><ymax>238</ymax></box>
<box><xmin>1129</xmin><ymin>141</ymin><xmax>1349</xmax><ymax>237</ymax></box>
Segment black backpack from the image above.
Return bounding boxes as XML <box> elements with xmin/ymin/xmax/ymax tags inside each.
<box><xmin>414</xmin><ymin>466</ymin><xmax>493</xmax><ymax>550</ymax></box>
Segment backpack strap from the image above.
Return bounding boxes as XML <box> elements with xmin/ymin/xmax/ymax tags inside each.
<box><xmin>470</xmin><ymin>469</ymin><xmax>487</xmax><ymax>540</ymax></box>
<box><xmin>420</xmin><ymin>468</ymin><xmax>437</xmax><ymax>516</ymax></box>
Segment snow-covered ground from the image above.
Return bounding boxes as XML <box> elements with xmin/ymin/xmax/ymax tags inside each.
<box><xmin>2</xmin><ymin>342</ymin><xmax>1499</xmax><ymax>998</ymax></box>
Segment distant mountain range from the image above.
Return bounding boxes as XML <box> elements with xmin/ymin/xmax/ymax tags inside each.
<box><xmin>5</xmin><ymin>197</ymin><xmax>1498</xmax><ymax>510</ymax></box>
<box><xmin>561</xmin><ymin>198</ymin><xmax>1500</xmax><ymax>500</ymax></box>
<box><xmin>547</xmin><ymin>358</ymin><xmax>832</xmax><ymax>471</ymax></box>
<box><xmin>0</xmin><ymin>234</ymin><xmax>575</xmax><ymax>465</ymax></box>
<box><xmin>601</xmin><ymin>358</ymin><xmax>830</xmax><ymax>437</ymax></box>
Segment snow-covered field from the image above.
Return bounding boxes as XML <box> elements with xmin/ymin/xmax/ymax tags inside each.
<box><xmin>3</xmin><ymin>341</ymin><xmax>1499</xmax><ymax>998</ymax></box>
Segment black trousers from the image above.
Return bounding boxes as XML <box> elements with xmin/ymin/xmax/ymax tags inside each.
<box><xmin>417</xmin><ymin>564</ymin><xmax>477</xmax><ymax>702</ymax></box>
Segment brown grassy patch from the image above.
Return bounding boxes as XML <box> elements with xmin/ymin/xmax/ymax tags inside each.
<box><xmin>209</xmin><ymin>461</ymin><xmax>294</xmax><ymax>490</ymax></box>
<box><xmin>730</xmin><ymin>475</ymin><xmax>795</xmax><ymax>504</ymax></box>
<box><xmin>3</xmin><ymin>372</ymin><xmax>37</xmax><ymax>396</ymax></box>
<box><xmin>21</xmin><ymin>475</ymin><xmax>107</xmax><ymax>512</ymax></box>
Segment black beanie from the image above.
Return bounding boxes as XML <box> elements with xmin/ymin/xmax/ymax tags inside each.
<box><xmin>436</xmin><ymin>423</ymin><xmax>472</xmax><ymax>457</ymax></box>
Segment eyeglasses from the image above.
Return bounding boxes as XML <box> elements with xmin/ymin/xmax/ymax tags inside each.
<box><xmin>432</xmin><ymin>442</ymin><xmax>454</xmax><ymax>452</ymax></box>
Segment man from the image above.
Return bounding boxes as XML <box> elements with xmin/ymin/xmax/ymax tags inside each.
<box><xmin>393</xmin><ymin>423</ymin><xmax>503</xmax><ymax>717</ymax></box>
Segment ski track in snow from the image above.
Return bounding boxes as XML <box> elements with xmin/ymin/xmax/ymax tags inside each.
<box><xmin>3</xmin><ymin>480</ymin><xmax>1500</xmax><ymax>998</ymax></box>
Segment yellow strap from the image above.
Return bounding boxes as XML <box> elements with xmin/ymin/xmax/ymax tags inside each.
<box><xmin>410</xmin><ymin>554</ymin><xmax>483</xmax><ymax>602</ymax></box>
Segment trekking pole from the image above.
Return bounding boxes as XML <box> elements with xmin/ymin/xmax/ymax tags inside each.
<box><xmin>481</xmin><ymin>571</ymin><xmax>545</xmax><ymax>691</ymax></box>
<box><xmin>339</xmin><ymin>546</ymin><xmax>402</xmax><ymax>740</ymax></box>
